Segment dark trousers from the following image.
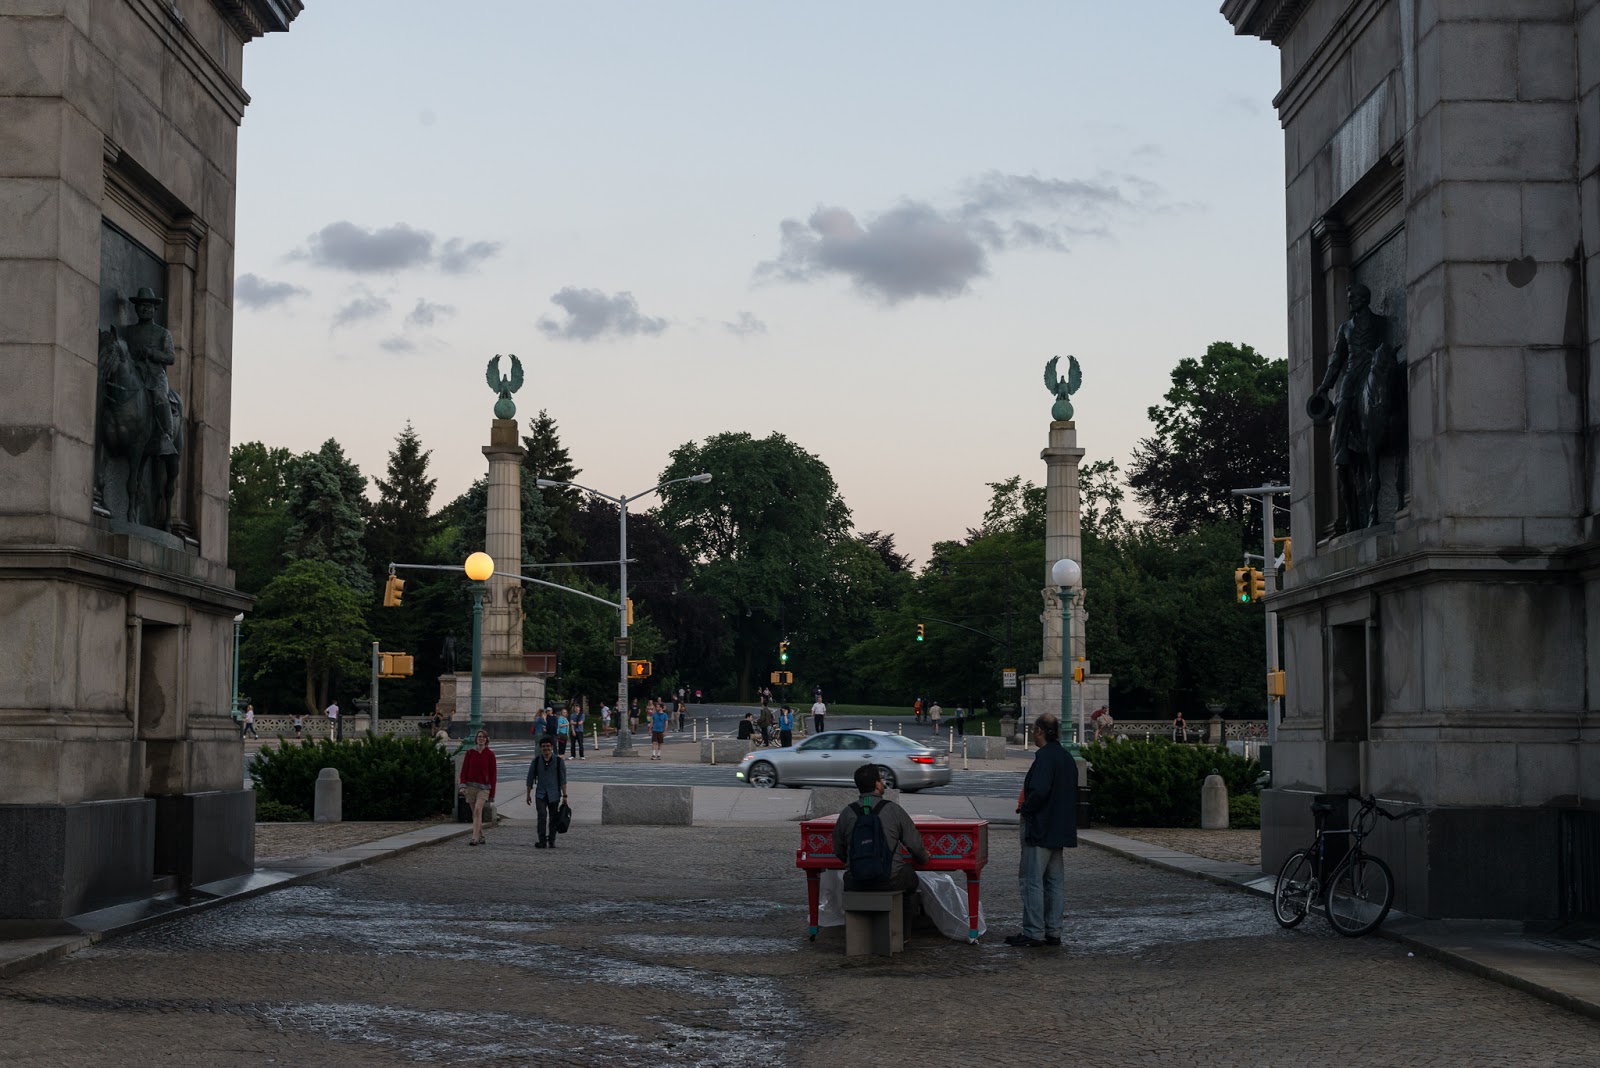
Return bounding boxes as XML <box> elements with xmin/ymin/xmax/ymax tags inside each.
<box><xmin>779</xmin><ymin>730</ymin><xmax>792</xmax><ymax>747</ymax></box>
<box><xmin>536</xmin><ymin>796</ymin><xmax>558</xmax><ymax>843</ymax></box>
<box><xmin>558</xmin><ymin>735</ymin><xmax>567</xmax><ymax>755</ymax></box>
<box><xmin>814</xmin><ymin>715</ymin><xmax>825</xmax><ymax>733</ymax></box>
<box><xmin>572</xmin><ymin>730</ymin><xmax>585</xmax><ymax>758</ymax></box>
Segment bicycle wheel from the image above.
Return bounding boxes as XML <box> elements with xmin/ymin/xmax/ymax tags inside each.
<box><xmin>1272</xmin><ymin>850</ymin><xmax>1316</xmax><ymax>929</ymax></box>
<box><xmin>1325</xmin><ymin>853</ymin><xmax>1394</xmax><ymax>936</ymax></box>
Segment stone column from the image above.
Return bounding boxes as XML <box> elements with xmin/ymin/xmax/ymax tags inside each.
<box><xmin>1038</xmin><ymin>420</ymin><xmax>1086</xmax><ymax>672</ymax></box>
<box><xmin>481</xmin><ymin>420</ymin><xmax>525</xmax><ymax>674</ymax></box>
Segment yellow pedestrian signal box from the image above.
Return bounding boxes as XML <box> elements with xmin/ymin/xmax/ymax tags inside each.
<box><xmin>382</xmin><ymin>574</ymin><xmax>405</xmax><ymax>607</ymax></box>
<box><xmin>1268</xmin><ymin>670</ymin><xmax>1286</xmax><ymax>698</ymax></box>
<box><xmin>1275</xmin><ymin>536</ymin><xmax>1293</xmax><ymax>570</ymax></box>
<box><xmin>378</xmin><ymin>652</ymin><xmax>414</xmax><ymax>678</ymax></box>
<box><xmin>769</xmin><ymin>671</ymin><xmax>794</xmax><ymax>685</ymax></box>
<box><xmin>626</xmin><ymin>598</ymin><xmax>634</xmax><ymax>625</ymax></box>
<box><xmin>628</xmin><ymin>659</ymin><xmax>652</xmax><ymax>679</ymax></box>
<box><xmin>1073</xmin><ymin>660</ymin><xmax>1085</xmax><ymax>683</ymax></box>
<box><xmin>1249</xmin><ymin>568</ymin><xmax>1267</xmax><ymax>601</ymax></box>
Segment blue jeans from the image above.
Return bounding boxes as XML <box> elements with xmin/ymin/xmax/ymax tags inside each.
<box><xmin>1018</xmin><ymin>844</ymin><xmax>1065</xmax><ymax>940</ymax></box>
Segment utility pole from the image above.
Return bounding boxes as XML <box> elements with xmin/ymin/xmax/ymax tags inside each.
<box><xmin>1231</xmin><ymin>484</ymin><xmax>1290</xmax><ymax>748</ymax></box>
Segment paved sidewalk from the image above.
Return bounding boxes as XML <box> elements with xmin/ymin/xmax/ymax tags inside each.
<box><xmin>1083</xmin><ymin>827</ymin><xmax>1600</xmax><ymax>1023</ymax></box>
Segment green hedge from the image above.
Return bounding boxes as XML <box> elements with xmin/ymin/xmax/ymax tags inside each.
<box><xmin>251</xmin><ymin>733</ymin><xmax>454</xmax><ymax>821</ymax></box>
<box><xmin>254</xmin><ymin>798</ymin><xmax>310</xmax><ymax>822</ymax></box>
<box><xmin>1228</xmin><ymin>792</ymin><xmax>1261</xmax><ymax>829</ymax></box>
<box><xmin>1084</xmin><ymin>738</ymin><xmax>1260</xmax><ymax>827</ymax></box>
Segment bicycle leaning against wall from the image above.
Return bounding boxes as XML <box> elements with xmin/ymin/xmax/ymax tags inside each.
<box><xmin>1272</xmin><ymin>790</ymin><xmax>1412</xmax><ymax>937</ymax></box>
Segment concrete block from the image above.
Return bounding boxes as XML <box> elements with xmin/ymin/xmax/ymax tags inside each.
<box><xmin>1433</xmin><ymin>430</ymin><xmax>1580</xmax><ymax>517</ymax></box>
<box><xmin>843</xmin><ymin>891</ymin><xmax>903</xmax><ymax>956</ymax></box>
<box><xmin>699</xmin><ymin>738</ymin><xmax>753</xmax><ymax>763</ymax></box>
<box><xmin>1519</xmin><ymin>22</ymin><xmax>1577</xmax><ymax>101</ymax></box>
<box><xmin>0</xmin><ymin>798</ymin><xmax>154</xmax><ymax>919</ymax></box>
<box><xmin>1438</xmin><ymin>182</ymin><xmax>1521</xmax><ymax>261</ymax></box>
<box><xmin>804</xmin><ymin>787</ymin><xmax>864</xmax><ymax>821</ymax></box>
<box><xmin>1200</xmin><ymin>774</ymin><xmax>1230</xmax><ymax>830</ymax></box>
<box><xmin>963</xmin><ymin>736</ymin><xmax>1007</xmax><ymax>759</ymax></box>
<box><xmin>313</xmin><ymin>768</ymin><xmax>341</xmax><ymax>823</ymax></box>
<box><xmin>601</xmin><ymin>784</ymin><xmax>692</xmax><ymax>826</ymax></box>
<box><xmin>1440</xmin><ymin>101</ymin><xmax>1575</xmax><ymax>182</ymax></box>
<box><xmin>1520</xmin><ymin>181</ymin><xmax>1581</xmax><ymax>261</ymax></box>
<box><xmin>1442</xmin><ymin>347</ymin><xmax>1525</xmax><ymax>431</ymax></box>
<box><xmin>1525</xmin><ymin>347</ymin><xmax>1583</xmax><ymax>432</ymax></box>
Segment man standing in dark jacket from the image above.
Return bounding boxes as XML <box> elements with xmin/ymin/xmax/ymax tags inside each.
<box><xmin>1007</xmin><ymin>712</ymin><xmax>1077</xmax><ymax>947</ymax></box>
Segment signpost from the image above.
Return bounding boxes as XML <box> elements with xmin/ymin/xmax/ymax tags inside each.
<box><xmin>1002</xmin><ymin>668</ymin><xmax>1017</xmax><ymax>689</ymax></box>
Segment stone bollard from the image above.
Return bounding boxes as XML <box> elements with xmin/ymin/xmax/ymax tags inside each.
<box><xmin>1200</xmin><ymin>773</ymin><xmax>1228</xmax><ymax>830</ymax></box>
<box><xmin>314</xmin><ymin>767</ymin><xmax>342</xmax><ymax>823</ymax></box>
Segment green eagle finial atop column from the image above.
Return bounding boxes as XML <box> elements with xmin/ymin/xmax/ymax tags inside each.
<box><xmin>486</xmin><ymin>354</ymin><xmax>524</xmax><ymax>419</ymax></box>
<box><xmin>1044</xmin><ymin>355</ymin><xmax>1082</xmax><ymax>421</ymax></box>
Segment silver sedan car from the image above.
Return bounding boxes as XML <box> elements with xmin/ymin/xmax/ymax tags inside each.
<box><xmin>733</xmin><ymin>730</ymin><xmax>951</xmax><ymax>791</ymax></box>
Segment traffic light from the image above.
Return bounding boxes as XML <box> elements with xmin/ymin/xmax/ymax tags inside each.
<box><xmin>769</xmin><ymin>670</ymin><xmax>794</xmax><ymax>685</ymax></box>
<box><xmin>1267</xmin><ymin>670</ymin><xmax>1286</xmax><ymax>698</ymax></box>
<box><xmin>1072</xmin><ymin>662</ymin><xmax>1085</xmax><ymax>683</ymax></box>
<box><xmin>1249</xmin><ymin>568</ymin><xmax>1267</xmax><ymax>601</ymax></box>
<box><xmin>916</xmin><ymin>623</ymin><xmax>925</xmax><ymax>642</ymax></box>
<box><xmin>628</xmin><ymin>659</ymin><xmax>652</xmax><ymax>678</ymax></box>
<box><xmin>377</xmin><ymin>652</ymin><xmax>414</xmax><ymax>678</ymax></box>
<box><xmin>1275</xmin><ymin>536</ymin><xmax>1293</xmax><ymax>570</ymax></box>
<box><xmin>1234</xmin><ymin>568</ymin><xmax>1250</xmax><ymax>603</ymax></box>
<box><xmin>779</xmin><ymin>640</ymin><xmax>789</xmax><ymax>664</ymax></box>
<box><xmin>626</xmin><ymin>598</ymin><xmax>634</xmax><ymax>625</ymax></box>
<box><xmin>382</xmin><ymin>574</ymin><xmax>405</xmax><ymax>607</ymax></box>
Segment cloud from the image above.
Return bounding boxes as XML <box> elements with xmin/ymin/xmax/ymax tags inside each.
<box><xmin>235</xmin><ymin>272</ymin><xmax>307</xmax><ymax>309</ymax></box>
<box><xmin>331</xmin><ymin>293</ymin><xmax>391</xmax><ymax>329</ymax></box>
<box><xmin>438</xmin><ymin>238</ymin><xmax>501</xmax><ymax>274</ymax></box>
<box><xmin>538</xmin><ymin>287</ymin><xmax>668</xmax><ymax>342</ymax></box>
<box><xmin>295</xmin><ymin>221</ymin><xmax>502</xmax><ymax>274</ymax></box>
<box><xmin>722</xmin><ymin>311</ymin><xmax>767</xmax><ymax>337</ymax></box>
<box><xmin>405</xmin><ymin>298</ymin><xmax>456</xmax><ymax>328</ymax></box>
<box><xmin>380</xmin><ymin>336</ymin><xmax>417</xmax><ymax>353</ymax></box>
<box><xmin>757</xmin><ymin>171</ymin><xmax>1162</xmax><ymax>303</ymax></box>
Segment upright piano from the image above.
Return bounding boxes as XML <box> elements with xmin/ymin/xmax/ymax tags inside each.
<box><xmin>796</xmin><ymin>815</ymin><xmax>989</xmax><ymax>942</ymax></box>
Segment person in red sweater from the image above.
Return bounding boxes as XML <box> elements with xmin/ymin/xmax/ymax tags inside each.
<box><xmin>459</xmin><ymin>729</ymin><xmax>497</xmax><ymax>846</ymax></box>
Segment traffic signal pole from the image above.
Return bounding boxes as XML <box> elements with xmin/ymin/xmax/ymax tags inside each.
<box><xmin>1231</xmin><ymin>485</ymin><xmax>1289</xmax><ymax>748</ymax></box>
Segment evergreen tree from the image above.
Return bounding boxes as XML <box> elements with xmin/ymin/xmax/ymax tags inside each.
<box><xmin>521</xmin><ymin>409</ymin><xmax>583</xmax><ymax>558</ymax></box>
<box><xmin>242</xmin><ymin>559</ymin><xmax>373</xmax><ymax>716</ymax></box>
<box><xmin>284</xmin><ymin>439</ymin><xmax>370</xmax><ymax>595</ymax></box>
<box><xmin>364</xmin><ymin>423</ymin><xmax>438</xmax><ymax>583</ymax></box>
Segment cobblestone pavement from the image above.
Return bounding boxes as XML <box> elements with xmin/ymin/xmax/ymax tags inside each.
<box><xmin>3</xmin><ymin>824</ymin><xmax>1596</xmax><ymax>1067</ymax></box>
<box><xmin>255</xmin><ymin>820</ymin><xmax>449</xmax><ymax>862</ymax></box>
<box><xmin>1109</xmin><ymin>827</ymin><xmax>1262</xmax><ymax>866</ymax></box>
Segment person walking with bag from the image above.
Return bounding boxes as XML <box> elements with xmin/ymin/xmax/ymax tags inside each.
<box><xmin>459</xmin><ymin>729</ymin><xmax>497</xmax><ymax>847</ymax></box>
<box><xmin>524</xmin><ymin>736</ymin><xmax>568</xmax><ymax>849</ymax></box>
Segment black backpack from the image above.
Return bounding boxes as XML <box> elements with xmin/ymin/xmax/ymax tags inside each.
<box><xmin>847</xmin><ymin>801</ymin><xmax>894</xmax><ymax>882</ymax></box>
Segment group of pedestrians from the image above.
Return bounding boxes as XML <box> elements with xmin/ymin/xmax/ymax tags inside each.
<box><xmin>912</xmin><ymin>698</ymin><xmax>967</xmax><ymax>737</ymax></box>
<box><xmin>531</xmin><ymin>706</ymin><xmax>589</xmax><ymax>759</ymax></box>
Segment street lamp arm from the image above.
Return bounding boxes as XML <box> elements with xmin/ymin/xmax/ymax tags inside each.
<box><xmin>622</xmin><ymin>472</ymin><xmax>713</xmax><ymax>506</ymax></box>
<box><xmin>536</xmin><ymin>478</ymin><xmax>619</xmax><ymax>504</ymax></box>
<box><xmin>493</xmin><ymin>570</ymin><xmax>623</xmax><ymax>611</ymax></box>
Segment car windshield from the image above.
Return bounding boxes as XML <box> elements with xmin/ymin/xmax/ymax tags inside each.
<box><xmin>876</xmin><ymin>734</ymin><xmax>928</xmax><ymax>750</ymax></box>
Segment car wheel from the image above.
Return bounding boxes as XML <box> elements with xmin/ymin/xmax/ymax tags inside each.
<box><xmin>877</xmin><ymin>765</ymin><xmax>897</xmax><ymax>791</ymax></box>
<box><xmin>747</xmin><ymin>761</ymin><xmax>778</xmax><ymax>788</ymax></box>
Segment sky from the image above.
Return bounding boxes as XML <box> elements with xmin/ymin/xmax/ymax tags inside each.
<box><xmin>231</xmin><ymin>1</ymin><xmax>1286</xmax><ymax>568</ymax></box>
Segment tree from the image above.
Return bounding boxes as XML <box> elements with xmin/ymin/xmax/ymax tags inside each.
<box><xmin>655</xmin><ymin>432</ymin><xmax>852</xmax><ymax>700</ymax></box>
<box><xmin>1127</xmin><ymin>342</ymin><xmax>1288</xmax><ymax>536</ymax></box>
<box><xmin>860</xmin><ymin>530</ymin><xmax>914</xmax><ymax>573</ymax></box>
<box><xmin>228</xmin><ymin>441</ymin><xmax>293</xmax><ymax>594</ymax></box>
<box><xmin>242</xmin><ymin>559</ymin><xmax>373</xmax><ymax>715</ymax></box>
<box><xmin>522</xmin><ymin>409</ymin><xmax>583</xmax><ymax>559</ymax></box>
<box><xmin>364</xmin><ymin>423</ymin><xmax>437</xmax><ymax>584</ymax></box>
<box><xmin>284</xmin><ymin>439</ymin><xmax>371</xmax><ymax>595</ymax></box>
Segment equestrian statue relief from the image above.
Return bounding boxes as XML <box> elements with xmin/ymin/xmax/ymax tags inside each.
<box><xmin>95</xmin><ymin>287</ymin><xmax>185</xmax><ymax>530</ymax></box>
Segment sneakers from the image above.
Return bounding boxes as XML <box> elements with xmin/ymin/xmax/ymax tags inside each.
<box><xmin>1044</xmin><ymin>936</ymin><xmax>1062</xmax><ymax>946</ymax></box>
<box><xmin>1003</xmin><ymin>933</ymin><xmax>1045</xmax><ymax>948</ymax></box>
<box><xmin>546</xmin><ymin>839</ymin><xmax>557</xmax><ymax>848</ymax></box>
<box><xmin>534</xmin><ymin>841</ymin><xmax>546</xmax><ymax>849</ymax></box>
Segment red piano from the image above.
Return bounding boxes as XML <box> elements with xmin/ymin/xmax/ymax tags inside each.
<box><xmin>796</xmin><ymin>815</ymin><xmax>989</xmax><ymax>943</ymax></box>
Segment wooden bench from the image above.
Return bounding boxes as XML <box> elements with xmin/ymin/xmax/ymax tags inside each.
<box><xmin>842</xmin><ymin>890</ymin><xmax>904</xmax><ymax>956</ymax></box>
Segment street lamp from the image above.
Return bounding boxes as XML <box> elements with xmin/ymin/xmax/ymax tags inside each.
<box><xmin>1051</xmin><ymin>557</ymin><xmax>1082</xmax><ymax>758</ymax></box>
<box><xmin>464</xmin><ymin>551</ymin><xmax>495</xmax><ymax>740</ymax></box>
<box><xmin>536</xmin><ymin>473</ymin><xmax>712</xmax><ymax>756</ymax></box>
<box><xmin>230</xmin><ymin>612</ymin><xmax>245</xmax><ymax>723</ymax></box>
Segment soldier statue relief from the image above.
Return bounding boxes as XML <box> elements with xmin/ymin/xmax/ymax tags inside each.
<box><xmin>1308</xmin><ymin>283</ymin><xmax>1406</xmax><ymax>532</ymax></box>
<box><xmin>95</xmin><ymin>287</ymin><xmax>185</xmax><ymax>529</ymax></box>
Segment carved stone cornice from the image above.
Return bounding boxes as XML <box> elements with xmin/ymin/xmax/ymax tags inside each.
<box><xmin>1220</xmin><ymin>0</ymin><xmax>1311</xmax><ymax>44</ymax></box>
<box><xmin>212</xmin><ymin>0</ymin><xmax>304</xmax><ymax>41</ymax></box>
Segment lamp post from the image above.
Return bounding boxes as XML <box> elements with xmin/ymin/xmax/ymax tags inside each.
<box><xmin>230</xmin><ymin>612</ymin><xmax>244</xmax><ymax>723</ymax></box>
<box><xmin>536</xmin><ymin>473</ymin><xmax>712</xmax><ymax>756</ymax></box>
<box><xmin>463</xmin><ymin>551</ymin><xmax>495</xmax><ymax>740</ymax></box>
<box><xmin>1051</xmin><ymin>557</ymin><xmax>1082</xmax><ymax>758</ymax></box>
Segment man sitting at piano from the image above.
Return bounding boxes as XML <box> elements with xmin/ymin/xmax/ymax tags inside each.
<box><xmin>832</xmin><ymin>763</ymin><xmax>928</xmax><ymax>929</ymax></box>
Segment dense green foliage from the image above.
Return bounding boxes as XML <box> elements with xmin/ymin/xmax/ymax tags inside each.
<box><xmin>1229</xmin><ymin>792</ymin><xmax>1261</xmax><ymax>829</ymax></box>
<box><xmin>253</xmin><ymin>798</ymin><xmax>311</xmax><ymax>823</ymax></box>
<box><xmin>1085</xmin><ymin>739</ymin><xmax>1261</xmax><ymax>827</ymax></box>
<box><xmin>250</xmin><ymin>734</ymin><xmax>453</xmax><ymax>820</ymax></box>
<box><xmin>228</xmin><ymin>339</ymin><xmax>1285</xmax><ymax>721</ymax></box>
